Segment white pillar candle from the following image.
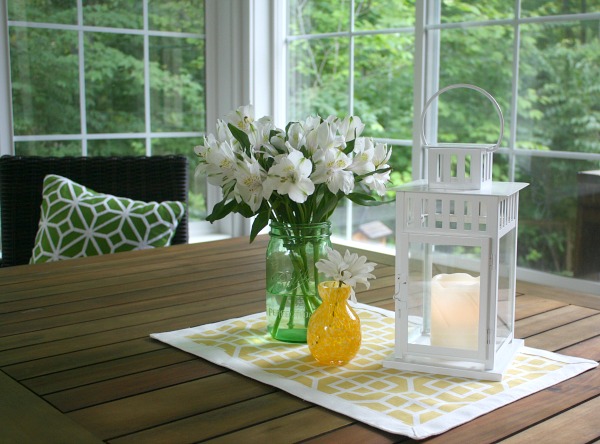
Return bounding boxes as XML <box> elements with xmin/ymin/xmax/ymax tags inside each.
<box><xmin>430</xmin><ymin>273</ymin><xmax>480</xmax><ymax>350</ymax></box>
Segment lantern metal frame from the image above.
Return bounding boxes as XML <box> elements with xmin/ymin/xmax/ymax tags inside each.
<box><xmin>382</xmin><ymin>84</ymin><xmax>528</xmax><ymax>381</ymax></box>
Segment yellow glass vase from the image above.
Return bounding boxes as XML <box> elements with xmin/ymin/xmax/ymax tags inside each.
<box><xmin>307</xmin><ymin>281</ymin><xmax>361</xmax><ymax>365</ymax></box>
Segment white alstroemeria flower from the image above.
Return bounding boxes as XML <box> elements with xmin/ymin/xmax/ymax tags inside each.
<box><xmin>305</xmin><ymin>120</ymin><xmax>345</xmax><ymax>155</ymax></box>
<box><xmin>194</xmin><ymin>135</ymin><xmax>216</xmax><ymax>184</ymax></box>
<box><xmin>360</xmin><ymin>141</ymin><xmax>392</xmax><ymax>196</ymax></box>
<box><xmin>234</xmin><ymin>156</ymin><xmax>267</xmax><ymax>212</ymax></box>
<box><xmin>286</xmin><ymin>122</ymin><xmax>307</xmax><ymax>150</ymax></box>
<box><xmin>204</xmin><ymin>140</ymin><xmax>237</xmax><ymax>187</ymax></box>
<box><xmin>269</xmin><ymin>129</ymin><xmax>287</xmax><ymax>152</ymax></box>
<box><xmin>215</xmin><ymin>119</ymin><xmax>233</xmax><ymax>143</ymax></box>
<box><xmin>303</xmin><ymin>115</ymin><xmax>321</xmax><ymax>132</ymax></box>
<box><xmin>283</xmin><ymin>140</ymin><xmax>300</xmax><ymax>154</ymax></box>
<box><xmin>312</xmin><ymin>148</ymin><xmax>354</xmax><ymax>194</ymax></box>
<box><xmin>251</xmin><ymin>116</ymin><xmax>280</xmax><ymax>157</ymax></box>
<box><xmin>250</xmin><ymin>116</ymin><xmax>273</xmax><ymax>145</ymax></box>
<box><xmin>193</xmin><ymin>133</ymin><xmax>218</xmax><ymax>163</ymax></box>
<box><xmin>225</xmin><ymin>104</ymin><xmax>255</xmax><ymax>132</ymax></box>
<box><xmin>324</xmin><ymin>114</ymin><xmax>339</xmax><ymax>127</ymax></box>
<box><xmin>194</xmin><ymin>135</ymin><xmax>237</xmax><ymax>188</ymax></box>
<box><xmin>348</xmin><ymin>137</ymin><xmax>376</xmax><ymax>175</ymax></box>
<box><xmin>316</xmin><ymin>247</ymin><xmax>377</xmax><ymax>301</ymax></box>
<box><xmin>363</xmin><ymin>170</ymin><xmax>391</xmax><ymax>196</ymax></box>
<box><xmin>338</xmin><ymin>116</ymin><xmax>365</xmax><ymax>141</ymax></box>
<box><xmin>263</xmin><ymin>150</ymin><xmax>315</xmax><ymax>203</ymax></box>
<box><xmin>373</xmin><ymin>141</ymin><xmax>392</xmax><ymax>169</ymax></box>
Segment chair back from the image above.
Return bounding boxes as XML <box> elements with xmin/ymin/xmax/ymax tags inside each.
<box><xmin>0</xmin><ymin>155</ymin><xmax>188</xmax><ymax>267</ymax></box>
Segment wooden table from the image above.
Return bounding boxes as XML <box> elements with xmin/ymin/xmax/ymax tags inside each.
<box><xmin>1</xmin><ymin>236</ymin><xmax>599</xmax><ymax>443</ymax></box>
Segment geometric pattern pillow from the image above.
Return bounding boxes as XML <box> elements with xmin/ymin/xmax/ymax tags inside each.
<box><xmin>30</xmin><ymin>174</ymin><xmax>186</xmax><ymax>264</ymax></box>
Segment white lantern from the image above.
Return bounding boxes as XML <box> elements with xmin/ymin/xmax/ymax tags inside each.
<box><xmin>383</xmin><ymin>85</ymin><xmax>528</xmax><ymax>381</ymax></box>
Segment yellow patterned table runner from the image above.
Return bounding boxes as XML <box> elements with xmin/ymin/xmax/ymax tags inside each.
<box><xmin>151</xmin><ymin>304</ymin><xmax>597</xmax><ymax>439</ymax></box>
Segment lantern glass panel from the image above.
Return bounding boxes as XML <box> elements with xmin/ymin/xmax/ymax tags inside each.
<box><xmin>407</xmin><ymin>239</ymin><xmax>483</xmax><ymax>351</ymax></box>
<box><xmin>496</xmin><ymin>228</ymin><xmax>517</xmax><ymax>351</ymax></box>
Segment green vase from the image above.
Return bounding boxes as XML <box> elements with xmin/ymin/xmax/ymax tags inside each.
<box><xmin>266</xmin><ymin>221</ymin><xmax>332</xmax><ymax>343</ymax></box>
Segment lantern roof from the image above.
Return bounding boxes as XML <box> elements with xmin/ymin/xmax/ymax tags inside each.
<box><xmin>390</xmin><ymin>179</ymin><xmax>528</xmax><ymax>197</ymax></box>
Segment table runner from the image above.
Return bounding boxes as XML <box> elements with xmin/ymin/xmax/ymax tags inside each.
<box><xmin>151</xmin><ymin>304</ymin><xmax>597</xmax><ymax>439</ymax></box>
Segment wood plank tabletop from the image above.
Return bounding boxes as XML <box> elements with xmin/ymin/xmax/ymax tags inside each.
<box><xmin>1</xmin><ymin>236</ymin><xmax>598</xmax><ymax>443</ymax></box>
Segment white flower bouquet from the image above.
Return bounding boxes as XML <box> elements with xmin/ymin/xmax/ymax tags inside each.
<box><xmin>194</xmin><ymin>105</ymin><xmax>392</xmax><ymax>239</ymax></box>
<box><xmin>194</xmin><ymin>105</ymin><xmax>391</xmax><ymax>342</ymax></box>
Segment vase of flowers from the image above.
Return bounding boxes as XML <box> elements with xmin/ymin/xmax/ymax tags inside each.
<box><xmin>308</xmin><ymin>248</ymin><xmax>377</xmax><ymax>365</ymax></box>
<box><xmin>194</xmin><ymin>105</ymin><xmax>391</xmax><ymax>342</ymax></box>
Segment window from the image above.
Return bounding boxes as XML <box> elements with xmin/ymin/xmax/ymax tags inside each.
<box><xmin>1</xmin><ymin>0</ymin><xmax>210</xmax><ymax>236</ymax></box>
<box><xmin>286</xmin><ymin>0</ymin><xmax>414</xmax><ymax>245</ymax></box>
<box><xmin>287</xmin><ymin>1</ymin><xmax>600</xmax><ymax>293</ymax></box>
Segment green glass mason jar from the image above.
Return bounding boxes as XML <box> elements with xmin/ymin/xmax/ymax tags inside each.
<box><xmin>266</xmin><ymin>221</ymin><xmax>332</xmax><ymax>343</ymax></box>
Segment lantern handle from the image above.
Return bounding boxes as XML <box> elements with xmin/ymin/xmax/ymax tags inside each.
<box><xmin>420</xmin><ymin>83</ymin><xmax>504</xmax><ymax>152</ymax></box>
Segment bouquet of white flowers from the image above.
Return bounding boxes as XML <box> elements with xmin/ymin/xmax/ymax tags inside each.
<box><xmin>194</xmin><ymin>105</ymin><xmax>392</xmax><ymax>239</ymax></box>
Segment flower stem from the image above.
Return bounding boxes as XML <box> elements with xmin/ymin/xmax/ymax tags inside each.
<box><xmin>271</xmin><ymin>294</ymin><xmax>288</xmax><ymax>337</ymax></box>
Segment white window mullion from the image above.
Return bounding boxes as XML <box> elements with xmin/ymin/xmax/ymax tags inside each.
<box><xmin>0</xmin><ymin>1</ymin><xmax>13</xmax><ymax>155</ymax></box>
<box><xmin>412</xmin><ymin>0</ymin><xmax>427</xmax><ymax>180</ymax></box>
<box><xmin>249</xmin><ymin>0</ymin><xmax>276</xmax><ymax>119</ymax></box>
<box><xmin>413</xmin><ymin>0</ymin><xmax>441</xmax><ymax>181</ymax></box>
<box><xmin>77</xmin><ymin>0</ymin><xmax>87</xmax><ymax>156</ymax></box>
<box><xmin>143</xmin><ymin>0</ymin><xmax>151</xmax><ymax>156</ymax></box>
<box><xmin>508</xmin><ymin>0</ymin><xmax>522</xmax><ymax>182</ymax></box>
<box><xmin>425</xmin><ymin>0</ymin><xmax>441</xmax><ymax>141</ymax></box>
<box><xmin>272</xmin><ymin>0</ymin><xmax>287</xmax><ymax>126</ymax></box>
<box><xmin>345</xmin><ymin>0</ymin><xmax>356</xmax><ymax>240</ymax></box>
<box><xmin>348</xmin><ymin>0</ymin><xmax>355</xmax><ymax>115</ymax></box>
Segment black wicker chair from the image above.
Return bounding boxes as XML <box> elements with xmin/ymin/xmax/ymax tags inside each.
<box><xmin>0</xmin><ymin>155</ymin><xmax>189</xmax><ymax>267</ymax></box>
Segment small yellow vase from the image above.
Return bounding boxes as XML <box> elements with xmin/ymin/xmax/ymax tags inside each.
<box><xmin>307</xmin><ymin>281</ymin><xmax>361</xmax><ymax>365</ymax></box>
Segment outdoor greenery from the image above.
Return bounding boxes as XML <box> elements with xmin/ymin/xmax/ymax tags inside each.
<box><xmin>288</xmin><ymin>0</ymin><xmax>600</xmax><ymax>279</ymax></box>
<box><xmin>7</xmin><ymin>0</ymin><xmax>206</xmax><ymax>217</ymax></box>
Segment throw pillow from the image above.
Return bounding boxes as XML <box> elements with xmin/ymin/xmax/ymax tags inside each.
<box><xmin>30</xmin><ymin>174</ymin><xmax>185</xmax><ymax>264</ymax></box>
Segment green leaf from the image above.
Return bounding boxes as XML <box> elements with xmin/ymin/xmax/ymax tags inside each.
<box><xmin>343</xmin><ymin>138</ymin><xmax>355</xmax><ymax>155</ymax></box>
<box><xmin>206</xmin><ymin>197</ymin><xmax>237</xmax><ymax>222</ymax></box>
<box><xmin>227</xmin><ymin>123</ymin><xmax>251</xmax><ymax>153</ymax></box>
<box><xmin>355</xmin><ymin>166</ymin><xmax>392</xmax><ymax>181</ymax></box>
<box><xmin>284</xmin><ymin>120</ymin><xmax>299</xmax><ymax>135</ymax></box>
<box><xmin>347</xmin><ymin>192</ymin><xmax>393</xmax><ymax>207</ymax></box>
<box><xmin>314</xmin><ymin>190</ymin><xmax>341</xmax><ymax>221</ymax></box>
<box><xmin>235</xmin><ymin>201</ymin><xmax>255</xmax><ymax>218</ymax></box>
<box><xmin>250</xmin><ymin>207</ymin><xmax>270</xmax><ymax>243</ymax></box>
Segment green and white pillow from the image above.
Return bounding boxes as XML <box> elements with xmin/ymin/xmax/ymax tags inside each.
<box><xmin>30</xmin><ymin>174</ymin><xmax>185</xmax><ymax>264</ymax></box>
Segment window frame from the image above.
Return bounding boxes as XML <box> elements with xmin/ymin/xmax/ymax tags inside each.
<box><xmin>0</xmin><ymin>0</ymin><xmax>218</xmax><ymax>240</ymax></box>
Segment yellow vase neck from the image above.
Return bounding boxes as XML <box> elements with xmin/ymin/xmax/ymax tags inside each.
<box><xmin>318</xmin><ymin>281</ymin><xmax>352</xmax><ymax>304</ymax></box>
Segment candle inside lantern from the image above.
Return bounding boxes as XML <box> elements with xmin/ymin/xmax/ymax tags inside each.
<box><xmin>430</xmin><ymin>273</ymin><xmax>480</xmax><ymax>350</ymax></box>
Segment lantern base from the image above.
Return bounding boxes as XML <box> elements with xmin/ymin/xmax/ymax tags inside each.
<box><xmin>382</xmin><ymin>339</ymin><xmax>524</xmax><ymax>381</ymax></box>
